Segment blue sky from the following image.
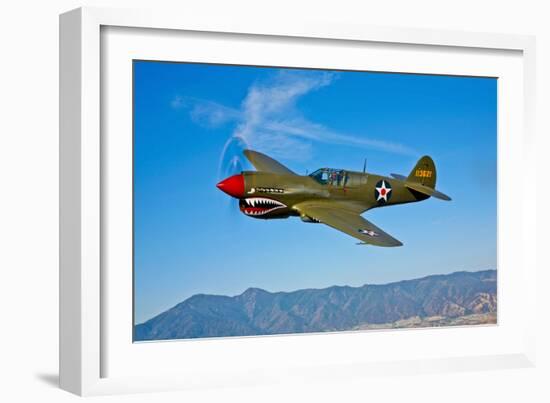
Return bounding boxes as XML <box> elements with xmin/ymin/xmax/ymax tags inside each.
<box><xmin>134</xmin><ymin>61</ymin><xmax>497</xmax><ymax>324</ymax></box>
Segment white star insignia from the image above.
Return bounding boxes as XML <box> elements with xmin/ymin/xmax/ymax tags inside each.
<box><xmin>359</xmin><ymin>229</ymin><xmax>379</xmax><ymax>237</ymax></box>
<box><xmin>375</xmin><ymin>180</ymin><xmax>392</xmax><ymax>202</ymax></box>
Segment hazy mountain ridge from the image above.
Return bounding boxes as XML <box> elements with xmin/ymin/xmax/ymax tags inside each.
<box><xmin>135</xmin><ymin>270</ymin><xmax>496</xmax><ymax>341</ymax></box>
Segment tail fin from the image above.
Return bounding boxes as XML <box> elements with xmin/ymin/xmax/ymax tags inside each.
<box><xmin>408</xmin><ymin>156</ymin><xmax>436</xmax><ymax>189</ymax></box>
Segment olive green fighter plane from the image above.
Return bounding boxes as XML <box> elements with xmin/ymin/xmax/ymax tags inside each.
<box><xmin>216</xmin><ymin>150</ymin><xmax>451</xmax><ymax>247</ymax></box>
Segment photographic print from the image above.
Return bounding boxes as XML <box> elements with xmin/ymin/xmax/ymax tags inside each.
<box><xmin>133</xmin><ymin>61</ymin><xmax>497</xmax><ymax>341</ymax></box>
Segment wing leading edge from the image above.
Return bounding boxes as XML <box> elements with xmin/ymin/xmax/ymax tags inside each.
<box><xmin>294</xmin><ymin>202</ymin><xmax>403</xmax><ymax>247</ymax></box>
<box><xmin>243</xmin><ymin>149</ymin><xmax>296</xmax><ymax>175</ymax></box>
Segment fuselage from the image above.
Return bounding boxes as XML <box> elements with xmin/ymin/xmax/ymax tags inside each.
<box><xmin>218</xmin><ymin>169</ymin><xmax>428</xmax><ymax>220</ymax></box>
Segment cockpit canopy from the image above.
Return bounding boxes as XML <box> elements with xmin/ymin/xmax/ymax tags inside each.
<box><xmin>309</xmin><ymin>168</ymin><xmax>348</xmax><ymax>186</ymax></box>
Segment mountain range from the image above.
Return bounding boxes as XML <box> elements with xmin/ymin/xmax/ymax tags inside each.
<box><xmin>135</xmin><ymin>269</ymin><xmax>497</xmax><ymax>341</ymax></box>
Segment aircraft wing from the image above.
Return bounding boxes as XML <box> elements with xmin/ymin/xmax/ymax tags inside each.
<box><xmin>243</xmin><ymin>149</ymin><xmax>296</xmax><ymax>175</ymax></box>
<box><xmin>294</xmin><ymin>202</ymin><xmax>403</xmax><ymax>247</ymax></box>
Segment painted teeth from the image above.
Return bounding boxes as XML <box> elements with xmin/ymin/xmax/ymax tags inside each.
<box><xmin>242</xmin><ymin>197</ymin><xmax>286</xmax><ymax>216</ymax></box>
<box><xmin>244</xmin><ymin>198</ymin><xmax>284</xmax><ymax>207</ymax></box>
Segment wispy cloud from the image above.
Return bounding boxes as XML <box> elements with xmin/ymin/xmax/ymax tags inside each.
<box><xmin>264</xmin><ymin>118</ymin><xmax>415</xmax><ymax>156</ymax></box>
<box><xmin>172</xmin><ymin>70</ymin><xmax>415</xmax><ymax>165</ymax></box>
<box><xmin>172</xmin><ymin>96</ymin><xmax>241</xmax><ymax>128</ymax></box>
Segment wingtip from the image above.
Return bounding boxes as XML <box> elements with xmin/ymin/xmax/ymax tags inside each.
<box><xmin>363</xmin><ymin>239</ymin><xmax>403</xmax><ymax>247</ymax></box>
<box><xmin>369</xmin><ymin>241</ymin><xmax>402</xmax><ymax>247</ymax></box>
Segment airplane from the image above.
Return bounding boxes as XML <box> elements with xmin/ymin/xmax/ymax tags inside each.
<box><xmin>216</xmin><ymin>150</ymin><xmax>451</xmax><ymax>247</ymax></box>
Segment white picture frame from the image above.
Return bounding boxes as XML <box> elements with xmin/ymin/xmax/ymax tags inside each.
<box><xmin>59</xmin><ymin>6</ymin><xmax>537</xmax><ymax>396</ymax></box>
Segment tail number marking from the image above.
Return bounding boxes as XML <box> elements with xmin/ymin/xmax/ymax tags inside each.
<box><xmin>415</xmin><ymin>169</ymin><xmax>432</xmax><ymax>178</ymax></box>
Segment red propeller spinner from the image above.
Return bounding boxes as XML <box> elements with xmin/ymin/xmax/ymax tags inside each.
<box><xmin>216</xmin><ymin>174</ymin><xmax>245</xmax><ymax>198</ymax></box>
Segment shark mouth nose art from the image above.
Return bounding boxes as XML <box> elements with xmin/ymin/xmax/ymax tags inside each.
<box><xmin>239</xmin><ymin>197</ymin><xmax>287</xmax><ymax>216</ymax></box>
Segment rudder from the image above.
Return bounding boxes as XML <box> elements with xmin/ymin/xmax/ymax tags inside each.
<box><xmin>407</xmin><ymin>156</ymin><xmax>436</xmax><ymax>188</ymax></box>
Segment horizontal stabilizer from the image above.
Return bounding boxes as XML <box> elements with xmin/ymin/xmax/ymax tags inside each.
<box><xmin>390</xmin><ymin>173</ymin><xmax>407</xmax><ymax>181</ymax></box>
<box><xmin>393</xmin><ymin>156</ymin><xmax>451</xmax><ymax>201</ymax></box>
<box><xmin>404</xmin><ymin>181</ymin><xmax>451</xmax><ymax>201</ymax></box>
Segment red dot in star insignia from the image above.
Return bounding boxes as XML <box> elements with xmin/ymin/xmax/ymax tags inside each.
<box><xmin>381</xmin><ymin>188</ymin><xmax>386</xmax><ymax>196</ymax></box>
